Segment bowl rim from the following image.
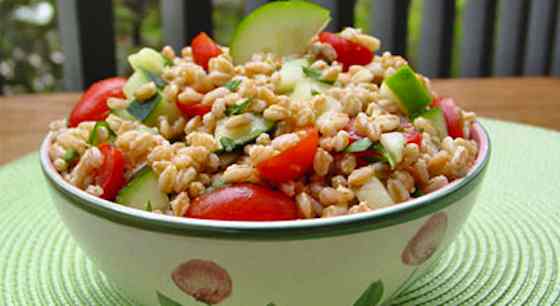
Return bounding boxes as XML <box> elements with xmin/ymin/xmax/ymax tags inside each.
<box><xmin>40</xmin><ymin>121</ymin><xmax>491</xmax><ymax>240</ymax></box>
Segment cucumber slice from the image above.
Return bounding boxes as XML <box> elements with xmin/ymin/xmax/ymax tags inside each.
<box><xmin>128</xmin><ymin>48</ymin><xmax>166</xmax><ymax>75</ymax></box>
<box><xmin>380</xmin><ymin>132</ymin><xmax>405</xmax><ymax>164</ymax></box>
<box><xmin>126</xmin><ymin>92</ymin><xmax>181</xmax><ymax>127</ymax></box>
<box><xmin>277</xmin><ymin>58</ymin><xmax>309</xmax><ymax>93</ymax></box>
<box><xmin>418</xmin><ymin>108</ymin><xmax>448</xmax><ymax>139</ymax></box>
<box><xmin>123</xmin><ymin>71</ymin><xmax>150</xmax><ymax>100</ymax></box>
<box><xmin>290</xmin><ymin>78</ymin><xmax>331</xmax><ymax>102</ymax></box>
<box><xmin>116</xmin><ymin>167</ymin><xmax>169</xmax><ymax>212</ymax></box>
<box><xmin>110</xmin><ymin>108</ymin><xmax>136</xmax><ymax>121</ymax></box>
<box><xmin>382</xmin><ymin>65</ymin><xmax>432</xmax><ymax>116</ymax></box>
<box><xmin>355</xmin><ymin>177</ymin><xmax>394</xmax><ymax>210</ymax></box>
<box><xmin>230</xmin><ymin>1</ymin><xmax>330</xmax><ymax>64</ymax></box>
<box><xmin>215</xmin><ymin>113</ymin><xmax>274</xmax><ymax>152</ymax></box>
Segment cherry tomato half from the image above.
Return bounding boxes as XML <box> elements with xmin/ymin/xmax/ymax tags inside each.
<box><xmin>95</xmin><ymin>144</ymin><xmax>126</xmax><ymax>201</ymax></box>
<box><xmin>432</xmin><ymin>97</ymin><xmax>464</xmax><ymax>138</ymax></box>
<box><xmin>192</xmin><ymin>32</ymin><xmax>222</xmax><ymax>70</ymax></box>
<box><xmin>257</xmin><ymin>128</ymin><xmax>319</xmax><ymax>183</ymax></box>
<box><xmin>186</xmin><ymin>184</ymin><xmax>298</xmax><ymax>221</ymax></box>
<box><xmin>405</xmin><ymin>129</ymin><xmax>423</xmax><ymax>146</ymax></box>
<box><xmin>319</xmin><ymin>32</ymin><xmax>374</xmax><ymax>71</ymax></box>
<box><xmin>176</xmin><ymin>101</ymin><xmax>212</xmax><ymax>117</ymax></box>
<box><xmin>68</xmin><ymin>77</ymin><xmax>127</xmax><ymax>127</ymax></box>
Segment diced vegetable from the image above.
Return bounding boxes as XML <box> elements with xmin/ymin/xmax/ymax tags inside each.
<box><xmin>345</xmin><ymin>138</ymin><xmax>373</xmax><ymax>153</ymax></box>
<box><xmin>230</xmin><ymin>1</ymin><xmax>330</xmax><ymax>64</ymax></box>
<box><xmin>191</xmin><ymin>32</ymin><xmax>222</xmax><ymax>70</ymax></box>
<box><xmin>417</xmin><ymin>108</ymin><xmax>448</xmax><ymax>139</ymax></box>
<box><xmin>276</xmin><ymin>58</ymin><xmax>309</xmax><ymax>93</ymax></box>
<box><xmin>176</xmin><ymin>101</ymin><xmax>212</xmax><ymax>117</ymax></box>
<box><xmin>128</xmin><ymin>48</ymin><xmax>167</xmax><ymax>75</ymax></box>
<box><xmin>380</xmin><ymin>132</ymin><xmax>405</xmax><ymax>165</ymax></box>
<box><xmin>186</xmin><ymin>184</ymin><xmax>298</xmax><ymax>221</ymax></box>
<box><xmin>290</xmin><ymin>78</ymin><xmax>331</xmax><ymax>102</ymax></box>
<box><xmin>87</xmin><ymin>121</ymin><xmax>116</xmax><ymax>146</ymax></box>
<box><xmin>257</xmin><ymin>127</ymin><xmax>319</xmax><ymax>183</ymax></box>
<box><xmin>68</xmin><ymin>77</ymin><xmax>127</xmax><ymax>127</ymax></box>
<box><xmin>405</xmin><ymin>129</ymin><xmax>423</xmax><ymax>146</ymax></box>
<box><xmin>355</xmin><ymin>177</ymin><xmax>394</xmax><ymax>210</ymax></box>
<box><xmin>382</xmin><ymin>65</ymin><xmax>432</xmax><ymax>116</ymax></box>
<box><xmin>225</xmin><ymin>98</ymin><xmax>251</xmax><ymax>116</ymax></box>
<box><xmin>127</xmin><ymin>93</ymin><xmax>181</xmax><ymax>127</ymax></box>
<box><xmin>116</xmin><ymin>166</ymin><xmax>169</xmax><ymax>212</ymax></box>
<box><xmin>123</xmin><ymin>71</ymin><xmax>149</xmax><ymax>100</ymax></box>
<box><xmin>96</xmin><ymin>144</ymin><xmax>126</xmax><ymax>201</ymax></box>
<box><xmin>318</xmin><ymin>32</ymin><xmax>373</xmax><ymax>71</ymax></box>
<box><xmin>214</xmin><ymin>113</ymin><xmax>275</xmax><ymax>152</ymax></box>
<box><xmin>63</xmin><ymin>148</ymin><xmax>78</xmax><ymax>164</ymax></box>
<box><xmin>432</xmin><ymin>97</ymin><xmax>464</xmax><ymax>138</ymax></box>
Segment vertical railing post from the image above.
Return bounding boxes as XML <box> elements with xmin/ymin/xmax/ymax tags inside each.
<box><xmin>57</xmin><ymin>0</ymin><xmax>116</xmax><ymax>90</ymax></box>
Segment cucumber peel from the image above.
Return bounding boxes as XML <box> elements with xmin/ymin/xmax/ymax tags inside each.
<box><xmin>383</xmin><ymin>65</ymin><xmax>432</xmax><ymax>116</ymax></box>
<box><xmin>116</xmin><ymin>167</ymin><xmax>169</xmax><ymax>212</ymax></box>
<box><xmin>230</xmin><ymin>1</ymin><xmax>331</xmax><ymax>64</ymax></box>
<box><xmin>215</xmin><ymin>114</ymin><xmax>274</xmax><ymax>152</ymax></box>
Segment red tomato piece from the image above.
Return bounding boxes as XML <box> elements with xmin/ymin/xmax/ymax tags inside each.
<box><xmin>95</xmin><ymin>144</ymin><xmax>126</xmax><ymax>201</ymax></box>
<box><xmin>433</xmin><ymin>97</ymin><xmax>464</xmax><ymax>138</ymax></box>
<box><xmin>176</xmin><ymin>101</ymin><xmax>212</xmax><ymax>117</ymax></box>
<box><xmin>186</xmin><ymin>184</ymin><xmax>298</xmax><ymax>221</ymax></box>
<box><xmin>318</xmin><ymin>32</ymin><xmax>374</xmax><ymax>71</ymax></box>
<box><xmin>257</xmin><ymin>128</ymin><xmax>319</xmax><ymax>183</ymax></box>
<box><xmin>191</xmin><ymin>32</ymin><xmax>222</xmax><ymax>70</ymax></box>
<box><xmin>68</xmin><ymin>77</ymin><xmax>127</xmax><ymax>127</ymax></box>
<box><xmin>405</xmin><ymin>130</ymin><xmax>423</xmax><ymax>146</ymax></box>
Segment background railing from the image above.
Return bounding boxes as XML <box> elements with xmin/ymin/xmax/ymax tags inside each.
<box><xmin>3</xmin><ymin>0</ymin><xmax>560</xmax><ymax>93</ymax></box>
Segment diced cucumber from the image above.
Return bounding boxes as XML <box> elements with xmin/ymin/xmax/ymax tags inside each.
<box><xmin>417</xmin><ymin>108</ymin><xmax>448</xmax><ymax>139</ymax></box>
<box><xmin>110</xmin><ymin>108</ymin><xmax>136</xmax><ymax>121</ymax></box>
<box><xmin>355</xmin><ymin>177</ymin><xmax>394</xmax><ymax>210</ymax></box>
<box><xmin>116</xmin><ymin>167</ymin><xmax>169</xmax><ymax>212</ymax></box>
<box><xmin>87</xmin><ymin>121</ymin><xmax>116</xmax><ymax>146</ymax></box>
<box><xmin>128</xmin><ymin>48</ymin><xmax>166</xmax><ymax>75</ymax></box>
<box><xmin>290</xmin><ymin>78</ymin><xmax>331</xmax><ymax>103</ymax></box>
<box><xmin>380</xmin><ymin>132</ymin><xmax>405</xmax><ymax>164</ymax></box>
<box><xmin>230</xmin><ymin>1</ymin><xmax>330</xmax><ymax>64</ymax></box>
<box><xmin>126</xmin><ymin>92</ymin><xmax>181</xmax><ymax>127</ymax></box>
<box><xmin>215</xmin><ymin>114</ymin><xmax>274</xmax><ymax>152</ymax></box>
<box><xmin>123</xmin><ymin>71</ymin><xmax>150</xmax><ymax>100</ymax></box>
<box><xmin>382</xmin><ymin>65</ymin><xmax>432</xmax><ymax>116</ymax></box>
<box><xmin>277</xmin><ymin>58</ymin><xmax>309</xmax><ymax>93</ymax></box>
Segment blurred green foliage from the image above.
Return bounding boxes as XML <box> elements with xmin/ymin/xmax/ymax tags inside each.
<box><xmin>0</xmin><ymin>0</ymin><xmax>465</xmax><ymax>95</ymax></box>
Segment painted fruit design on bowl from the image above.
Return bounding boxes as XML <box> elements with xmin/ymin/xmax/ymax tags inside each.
<box><xmin>171</xmin><ymin>259</ymin><xmax>233</xmax><ymax>305</ymax></box>
<box><xmin>401</xmin><ymin>212</ymin><xmax>448</xmax><ymax>266</ymax></box>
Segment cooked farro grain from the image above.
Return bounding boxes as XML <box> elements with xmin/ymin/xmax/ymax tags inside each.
<box><xmin>49</xmin><ymin>25</ymin><xmax>479</xmax><ymax>220</ymax></box>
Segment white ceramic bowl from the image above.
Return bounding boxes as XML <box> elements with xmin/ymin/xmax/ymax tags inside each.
<box><xmin>40</xmin><ymin>122</ymin><xmax>490</xmax><ymax>306</ymax></box>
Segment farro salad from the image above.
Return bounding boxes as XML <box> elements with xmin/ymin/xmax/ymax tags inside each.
<box><xmin>48</xmin><ymin>2</ymin><xmax>478</xmax><ymax>221</ymax></box>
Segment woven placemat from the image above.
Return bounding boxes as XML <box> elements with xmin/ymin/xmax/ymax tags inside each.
<box><xmin>1</xmin><ymin>118</ymin><xmax>559</xmax><ymax>305</ymax></box>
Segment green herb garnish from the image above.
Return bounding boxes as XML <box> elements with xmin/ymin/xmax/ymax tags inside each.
<box><xmin>145</xmin><ymin>201</ymin><xmax>152</xmax><ymax>212</ymax></box>
<box><xmin>62</xmin><ymin>148</ymin><xmax>78</xmax><ymax>163</ymax></box>
<box><xmin>302</xmin><ymin>66</ymin><xmax>335</xmax><ymax>85</ymax></box>
<box><xmin>311</xmin><ymin>89</ymin><xmax>320</xmax><ymax>96</ymax></box>
<box><xmin>225</xmin><ymin>98</ymin><xmax>251</xmax><ymax>116</ymax></box>
<box><xmin>411</xmin><ymin>188</ymin><xmax>424</xmax><ymax>198</ymax></box>
<box><xmin>224</xmin><ymin>79</ymin><xmax>242</xmax><ymax>91</ymax></box>
<box><xmin>220</xmin><ymin>137</ymin><xmax>237</xmax><ymax>152</ymax></box>
<box><xmin>127</xmin><ymin>93</ymin><xmax>161</xmax><ymax>121</ymax></box>
<box><xmin>87</xmin><ymin>121</ymin><xmax>116</xmax><ymax>146</ymax></box>
<box><xmin>373</xmin><ymin>143</ymin><xmax>397</xmax><ymax>169</ymax></box>
<box><xmin>345</xmin><ymin>138</ymin><xmax>373</xmax><ymax>153</ymax></box>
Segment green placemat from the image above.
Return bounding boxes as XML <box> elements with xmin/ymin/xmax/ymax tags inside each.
<box><xmin>1</xmin><ymin>119</ymin><xmax>559</xmax><ymax>305</ymax></box>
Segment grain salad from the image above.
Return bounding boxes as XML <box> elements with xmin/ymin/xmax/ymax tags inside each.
<box><xmin>48</xmin><ymin>4</ymin><xmax>478</xmax><ymax>221</ymax></box>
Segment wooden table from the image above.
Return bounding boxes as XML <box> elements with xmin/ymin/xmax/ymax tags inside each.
<box><xmin>1</xmin><ymin>77</ymin><xmax>559</xmax><ymax>165</ymax></box>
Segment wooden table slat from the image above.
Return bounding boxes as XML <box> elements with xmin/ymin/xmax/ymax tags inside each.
<box><xmin>1</xmin><ymin>78</ymin><xmax>559</xmax><ymax>165</ymax></box>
